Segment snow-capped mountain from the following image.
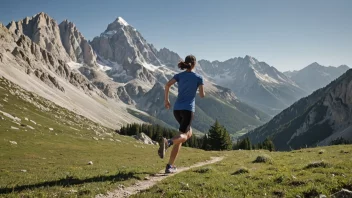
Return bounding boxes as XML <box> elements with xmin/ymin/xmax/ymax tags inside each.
<box><xmin>244</xmin><ymin>69</ymin><xmax>352</xmax><ymax>150</ymax></box>
<box><xmin>89</xmin><ymin>17</ymin><xmax>271</xmax><ymax>133</ymax></box>
<box><xmin>284</xmin><ymin>62</ymin><xmax>350</xmax><ymax>94</ymax></box>
<box><xmin>198</xmin><ymin>56</ymin><xmax>307</xmax><ymax>116</ymax></box>
<box><xmin>1</xmin><ymin>13</ymin><xmax>271</xmax><ymax>135</ymax></box>
<box><xmin>90</xmin><ymin>17</ymin><xmax>161</xmax><ymax>67</ymax></box>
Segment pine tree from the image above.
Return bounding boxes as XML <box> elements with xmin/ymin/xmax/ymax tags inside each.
<box><xmin>208</xmin><ymin>120</ymin><xmax>232</xmax><ymax>151</ymax></box>
<box><xmin>235</xmin><ymin>137</ymin><xmax>252</xmax><ymax>150</ymax></box>
<box><xmin>219</xmin><ymin>127</ymin><xmax>232</xmax><ymax>150</ymax></box>
<box><xmin>208</xmin><ymin>120</ymin><xmax>223</xmax><ymax>150</ymax></box>
<box><xmin>262</xmin><ymin>138</ymin><xmax>275</xmax><ymax>151</ymax></box>
<box><xmin>245</xmin><ymin>137</ymin><xmax>252</xmax><ymax>150</ymax></box>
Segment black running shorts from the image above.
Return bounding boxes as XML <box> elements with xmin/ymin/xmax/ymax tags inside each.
<box><xmin>173</xmin><ymin>110</ymin><xmax>194</xmax><ymax>133</ymax></box>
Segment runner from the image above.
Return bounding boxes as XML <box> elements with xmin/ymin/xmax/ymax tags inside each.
<box><xmin>158</xmin><ymin>55</ymin><xmax>205</xmax><ymax>173</ymax></box>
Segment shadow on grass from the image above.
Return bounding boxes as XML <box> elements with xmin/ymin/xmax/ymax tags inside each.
<box><xmin>0</xmin><ymin>170</ymin><xmax>150</xmax><ymax>194</ymax></box>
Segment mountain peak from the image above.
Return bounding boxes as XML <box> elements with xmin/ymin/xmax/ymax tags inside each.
<box><xmin>338</xmin><ymin>65</ymin><xmax>350</xmax><ymax>69</ymax></box>
<box><xmin>244</xmin><ymin>55</ymin><xmax>257</xmax><ymax>64</ymax></box>
<box><xmin>307</xmin><ymin>62</ymin><xmax>321</xmax><ymax>67</ymax></box>
<box><xmin>6</xmin><ymin>12</ymin><xmax>71</xmax><ymax>62</ymax></box>
<box><xmin>33</xmin><ymin>12</ymin><xmax>51</xmax><ymax>20</ymax></box>
<box><xmin>117</xmin><ymin>17</ymin><xmax>129</xmax><ymax>26</ymax></box>
<box><xmin>62</xmin><ymin>19</ymin><xmax>70</xmax><ymax>23</ymax></box>
<box><xmin>105</xmin><ymin>17</ymin><xmax>131</xmax><ymax>32</ymax></box>
<box><xmin>60</xmin><ymin>19</ymin><xmax>75</xmax><ymax>27</ymax></box>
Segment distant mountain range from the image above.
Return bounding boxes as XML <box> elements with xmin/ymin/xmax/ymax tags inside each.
<box><xmin>1</xmin><ymin>12</ymin><xmax>351</xmax><ymax>148</ymax></box>
<box><xmin>244</xmin><ymin>68</ymin><xmax>352</xmax><ymax>150</ymax></box>
<box><xmin>284</xmin><ymin>62</ymin><xmax>349</xmax><ymax>94</ymax></box>
<box><xmin>0</xmin><ymin>12</ymin><xmax>270</xmax><ymax>135</ymax></box>
<box><xmin>198</xmin><ymin>57</ymin><xmax>307</xmax><ymax>116</ymax></box>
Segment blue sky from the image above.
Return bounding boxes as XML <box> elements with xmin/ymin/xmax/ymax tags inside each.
<box><xmin>0</xmin><ymin>0</ymin><xmax>351</xmax><ymax>71</ymax></box>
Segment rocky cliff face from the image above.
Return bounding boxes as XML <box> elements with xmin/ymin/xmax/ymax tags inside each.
<box><xmin>7</xmin><ymin>12</ymin><xmax>71</xmax><ymax>62</ymax></box>
<box><xmin>90</xmin><ymin>17</ymin><xmax>161</xmax><ymax>66</ymax></box>
<box><xmin>7</xmin><ymin>13</ymin><xmax>98</xmax><ymax>67</ymax></box>
<box><xmin>59</xmin><ymin>20</ymin><xmax>97</xmax><ymax>66</ymax></box>
<box><xmin>0</xmin><ymin>19</ymin><xmax>141</xmax><ymax>129</ymax></box>
<box><xmin>156</xmin><ymin>47</ymin><xmax>182</xmax><ymax>68</ymax></box>
<box><xmin>90</xmin><ymin>17</ymin><xmax>162</xmax><ymax>85</ymax></box>
<box><xmin>244</xmin><ymin>69</ymin><xmax>352</xmax><ymax>150</ymax></box>
<box><xmin>199</xmin><ymin>56</ymin><xmax>307</xmax><ymax>116</ymax></box>
<box><xmin>2</xmin><ymin>23</ymin><xmax>95</xmax><ymax>94</ymax></box>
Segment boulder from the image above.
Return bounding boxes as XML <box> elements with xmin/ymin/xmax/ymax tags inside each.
<box><xmin>331</xmin><ymin>189</ymin><xmax>352</xmax><ymax>198</ymax></box>
<box><xmin>133</xmin><ymin>132</ymin><xmax>158</xmax><ymax>145</ymax></box>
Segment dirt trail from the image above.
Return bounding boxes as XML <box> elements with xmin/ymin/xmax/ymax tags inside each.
<box><xmin>96</xmin><ymin>156</ymin><xmax>224</xmax><ymax>198</ymax></box>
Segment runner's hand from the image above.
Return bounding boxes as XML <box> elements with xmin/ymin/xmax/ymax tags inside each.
<box><xmin>164</xmin><ymin>100</ymin><xmax>171</xmax><ymax>109</ymax></box>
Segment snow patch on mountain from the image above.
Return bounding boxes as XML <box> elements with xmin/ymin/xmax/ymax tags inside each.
<box><xmin>142</xmin><ymin>63</ymin><xmax>161</xmax><ymax>72</ymax></box>
<box><xmin>117</xmin><ymin>17</ymin><xmax>129</xmax><ymax>26</ymax></box>
<box><xmin>67</xmin><ymin>61</ymin><xmax>83</xmax><ymax>70</ymax></box>
<box><xmin>97</xmin><ymin>63</ymin><xmax>112</xmax><ymax>72</ymax></box>
<box><xmin>254</xmin><ymin>70</ymin><xmax>280</xmax><ymax>84</ymax></box>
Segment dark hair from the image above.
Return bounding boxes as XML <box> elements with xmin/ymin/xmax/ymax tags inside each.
<box><xmin>178</xmin><ymin>55</ymin><xmax>196</xmax><ymax>70</ymax></box>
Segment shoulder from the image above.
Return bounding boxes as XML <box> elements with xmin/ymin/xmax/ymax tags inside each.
<box><xmin>173</xmin><ymin>72</ymin><xmax>182</xmax><ymax>78</ymax></box>
<box><xmin>173</xmin><ymin>72</ymin><xmax>184</xmax><ymax>81</ymax></box>
<box><xmin>194</xmin><ymin>72</ymin><xmax>203</xmax><ymax>79</ymax></box>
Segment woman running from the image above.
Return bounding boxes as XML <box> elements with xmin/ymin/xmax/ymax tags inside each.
<box><xmin>158</xmin><ymin>55</ymin><xmax>205</xmax><ymax>174</ymax></box>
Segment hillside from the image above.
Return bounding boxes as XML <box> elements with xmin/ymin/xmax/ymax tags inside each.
<box><xmin>244</xmin><ymin>69</ymin><xmax>352</xmax><ymax>150</ymax></box>
<box><xmin>137</xmin><ymin>145</ymin><xmax>352</xmax><ymax>198</ymax></box>
<box><xmin>0</xmin><ymin>20</ymin><xmax>141</xmax><ymax>129</ymax></box>
<box><xmin>0</xmin><ymin>77</ymin><xmax>213</xmax><ymax>197</ymax></box>
<box><xmin>1</xmin><ymin>77</ymin><xmax>351</xmax><ymax>198</ymax></box>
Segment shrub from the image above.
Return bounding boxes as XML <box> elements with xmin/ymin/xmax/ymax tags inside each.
<box><xmin>318</xmin><ymin>150</ymin><xmax>325</xmax><ymax>154</ymax></box>
<box><xmin>194</xmin><ymin>167</ymin><xmax>212</xmax><ymax>174</ymax></box>
<box><xmin>305</xmin><ymin>161</ymin><xmax>330</xmax><ymax>169</ymax></box>
<box><xmin>232</xmin><ymin>167</ymin><xmax>249</xmax><ymax>175</ymax></box>
<box><xmin>253</xmin><ymin>154</ymin><xmax>273</xmax><ymax>163</ymax></box>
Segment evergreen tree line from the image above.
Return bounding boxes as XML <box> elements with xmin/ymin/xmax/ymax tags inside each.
<box><xmin>330</xmin><ymin>137</ymin><xmax>351</xmax><ymax>145</ymax></box>
<box><xmin>200</xmin><ymin>120</ymin><xmax>275</xmax><ymax>152</ymax></box>
<box><xmin>117</xmin><ymin>123</ymin><xmax>204</xmax><ymax>148</ymax></box>
<box><xmin>117</xmin><ymin>121</ymin><xmax>275</xmax><ymax>152</ymax></box>
<box><xmin>233</xmin><ymin>137</ymin><xmax>275</xmax><ymax>151</ymax></box>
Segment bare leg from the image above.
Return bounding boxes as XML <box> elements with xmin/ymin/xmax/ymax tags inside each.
<box><xmin>168</xmin><ymin>127</ymin><xmax>193</xmax><ymax>166</ymax></box>
<box><xmin>168</xmin><ymin>142</ymin><xmax>182</xmax><ymax>166</ymax></box>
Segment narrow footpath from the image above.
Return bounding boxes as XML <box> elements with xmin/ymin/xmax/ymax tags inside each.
<box><xmin>96</xmin><ymin>156</ymin><xmax>224</xmax><ymax>198</ymax></box>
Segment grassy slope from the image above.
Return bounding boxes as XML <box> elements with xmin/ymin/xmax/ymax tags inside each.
<box><xmin>0</xmin><ymin>77</ymin><xmax>214</xmax><ymax>198</ymax></box>
<box><xmin>136</xmin><ymin>145</ymin><xmax>352</xmax><ymax>198</ymax></box>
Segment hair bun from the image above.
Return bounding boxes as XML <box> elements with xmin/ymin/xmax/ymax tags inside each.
<box><xmin>177</xmin><ymin>55</ymin><xmax>196</xmax><ymax>70</ymax></box>
<box><xmin>178</xmin><ymin>61</ymin><xmax>191</xmax><ymax>70</ymax></box>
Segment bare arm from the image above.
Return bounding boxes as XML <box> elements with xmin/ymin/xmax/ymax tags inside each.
<box><xmin>198</xmin><ymin>85</ymin><xmax>205</xmax><ymax>98</ymax></box>
<box><xmin>164</xmin><ymin>79</ymin><xmax>177</xmax><ymax>109</ymax></box>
